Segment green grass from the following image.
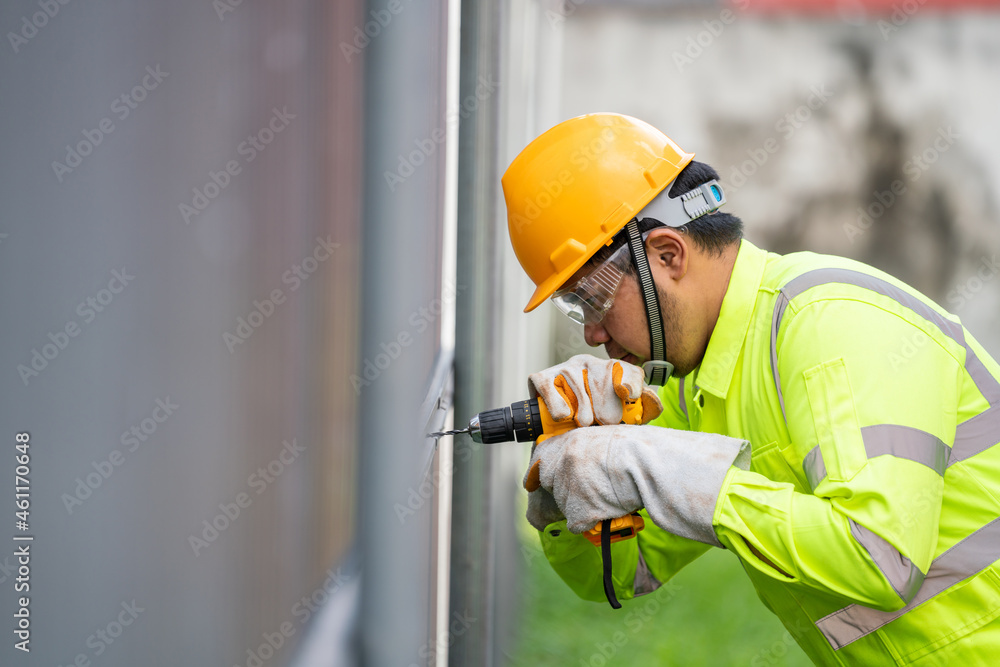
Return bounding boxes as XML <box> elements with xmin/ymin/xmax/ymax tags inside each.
<box><xmin>507</xmin><ymin>532</ymin><xmax>812</xmax><ymax>666</ymax></box>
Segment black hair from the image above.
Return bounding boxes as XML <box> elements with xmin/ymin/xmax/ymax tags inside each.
<box><xmin>664</xmin><ymin>160</ymin><xmax>744</xmax><ymax>255</ymax></box>
<box><xmin>587</xmin><ymin>160</ymin><xmax>744</xmax><ymax>273</ymax></box>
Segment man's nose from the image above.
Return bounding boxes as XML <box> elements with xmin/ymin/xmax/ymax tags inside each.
<box><xmin>584</xmin><ymin>321</ymin><xmax>609</xmax><ymax>347</ymax></box>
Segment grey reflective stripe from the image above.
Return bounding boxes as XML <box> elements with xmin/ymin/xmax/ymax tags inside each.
<box><xmin>769</xmin><ymin>268</ymin><xmax>1000</xmax><ymax>422</ymax></box>
<box><xmin>633</xmin><ymin>545</ymin><xmax>663</xmax><ymax>597</ymax></box>
<box><xmin>768</xmin><ymin>267</ymin><xmax>1000</xmax><ymax>484</ymax></box>
<box><xmin>765</xmin><ymin>267</ymin><xmax>1000</xmax><ymax>650</ymax></box>
<box><xmin>817</xmin><ymin>516</ymin><xmax>1000</xmax><ymax>650</ymax></box>
<box><xmin>679</xmin><ymin>376</ymin><xmax>688</xmax><ymax>421</ymax></box>
<box><xmin>804</xmin><ymin>425</ymin><xmax>951</xmax><ymax>489</ymax></box>
<box><xmin>860</xmin><ymin>425</ymin><xmax>951</xmax><ymax>475</ymax></box>
<box><xmin>803</xmin><ymin>447</ymin><xmax>826</xmax><ymax>490</ymax></box>
<box><xmin>849</xmin><ymin>519</ymin><xmax>925</xmax><ymax>603</ymax></box>
<box><xmin>770</xmin><ymin>292</ymin><xmax>790</xmax><ymax>420</ymax></box>
<box><xmin>952</xmin><ymin>405</ymin><xmax>1000</xmax><ymax>466</ymax></box>
<box><xmin>968</xmin><ymin>351</ymin><xmax>1000</xmax><ymax>405</ymax></box>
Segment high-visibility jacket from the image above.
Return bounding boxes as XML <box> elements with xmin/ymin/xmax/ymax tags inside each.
<box><xmin>539</xmin><ymin>239</ymin><xmax>1000</xmax><ymax>665</ymax></box>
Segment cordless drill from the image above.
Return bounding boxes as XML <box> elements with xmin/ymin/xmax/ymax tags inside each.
<box><xmin>433</xmin><ymin>395</ymin><xmax>646</xmax><ymax>546</ymax></box>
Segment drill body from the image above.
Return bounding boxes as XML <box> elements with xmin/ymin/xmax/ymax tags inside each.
<box><xmin>469</xmin><ymin>396</ymin><xmax>646</xmax><ymax>546</ymax></box>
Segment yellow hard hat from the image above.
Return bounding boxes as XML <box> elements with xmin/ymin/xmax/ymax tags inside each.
<box><xmin>502</xmin><ymin>113</ymin><xmax>695</xmax><ymax>313</ymax></box>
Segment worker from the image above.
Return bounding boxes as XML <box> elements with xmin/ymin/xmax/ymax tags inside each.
<box><xmin>502</xmin><ymin>112</ymin><xmax>1000</xmax><ymax>665</ymax></box>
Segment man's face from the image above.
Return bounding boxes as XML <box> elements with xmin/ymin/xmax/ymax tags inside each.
<box><xmin>583</xmin><ymin>271</ymin><xmax>689</xmax><ymax>374</ymax></box>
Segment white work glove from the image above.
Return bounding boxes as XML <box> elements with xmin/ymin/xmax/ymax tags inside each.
<box><xmin>526</xmin><ymin>483</ymin><xmax>566</xmax><ymax>530</ymax></box>
<box><xmin>523</xmin><ymin>425</ymin><xmax>751</xmax><ymax>546</ymax></box>
<box><xmin>527</xmin><ymin>354</ymin><xmax>663</xmax><ymax>427</ymax></box>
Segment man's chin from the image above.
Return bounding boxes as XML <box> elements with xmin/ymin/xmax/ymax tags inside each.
<box><xmin>670</xmin><ymin>357</ymin><xmax>701</xmax><ymax>379</ymax></box>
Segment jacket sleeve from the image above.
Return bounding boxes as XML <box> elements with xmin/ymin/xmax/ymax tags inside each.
<box><xmin>712</xmin><ymin>298</ymin><xmax>963</xmax><ymax>611</ymax></box>
<box><xmin>539</xmin><ymin>374</ymin><xmax>711</xmax><ymax>602</ymax></box>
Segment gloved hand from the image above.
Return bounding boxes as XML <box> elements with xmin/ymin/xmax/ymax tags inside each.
<box><xmin>527</xmin><ymin>354</ymin><xmax>663</xmax><ymax>427</ymax></box>
<box><xmin>523</xmin><ymin>424</ymin><xmax>751</xmax><ymax>546</ymax></box>
<box><xmin>526</xmin><ymin>484</ymin><xmax>565</xmax><ymax>530</ymax></box>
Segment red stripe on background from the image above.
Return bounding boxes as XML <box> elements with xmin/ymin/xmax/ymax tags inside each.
<box><xmin>732</xmin><ymin>0</ymin><xmax>1000</xmax><ymax>13</ymax></box>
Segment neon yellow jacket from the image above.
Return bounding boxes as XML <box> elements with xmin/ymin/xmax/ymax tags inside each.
<box><xmin>539</xmin><ymin>239</ymin><xmax>1000</xmax><ymax>665</ymax></box>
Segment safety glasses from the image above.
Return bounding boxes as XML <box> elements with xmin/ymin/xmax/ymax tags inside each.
<box><xmin>551</xmin><ymin>242</ymin><xmax>632</xmax><ymax>324</ymax></box>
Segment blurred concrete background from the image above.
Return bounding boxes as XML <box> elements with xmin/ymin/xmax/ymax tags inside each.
<box><xmin>551</xmin><ymin>2</ymin><xmax>1000</xmax><ymax>362</ymax></box>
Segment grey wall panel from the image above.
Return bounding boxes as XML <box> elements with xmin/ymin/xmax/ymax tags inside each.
<box><xmin>0</xmin><ymin>1</ymin><xmax>364</xmax><ymax>665</ymax></box>
<box><xmin>356</xmin><ymin>0</ymin><xmax>452</xmax><ymax>663</ymax></box>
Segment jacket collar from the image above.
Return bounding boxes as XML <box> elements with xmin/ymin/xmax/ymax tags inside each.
<box><xmin>692</xmin><ymin>239</ymin><xmax>768</xmax><ymax>399</ymax></box>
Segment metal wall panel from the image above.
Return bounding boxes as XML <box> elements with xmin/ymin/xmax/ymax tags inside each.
<box><xmin>356</xmin><ymin>0</ymin><xmax>452</xmax><ymax>665</ymax></box>
<box><xmin>0</xmin><ymin>1</ymin><xmax>364</xmax><ymax>664</ymax></box>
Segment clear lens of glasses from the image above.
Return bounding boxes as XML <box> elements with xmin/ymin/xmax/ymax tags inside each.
<box><xmin>551</xmin><ymin>243</ymin><xmax>631</xmax><ymax>324</ymax></box>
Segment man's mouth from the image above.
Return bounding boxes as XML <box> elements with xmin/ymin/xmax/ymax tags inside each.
<box><xmin>605</xmin><ymin>343</ymin><xmax>641</xmax><ymax>367</ymax></box>
<box><xmin>617</xmin><ymin>353</ymin><xmax>640</xmax><ymax>366</ymax></box>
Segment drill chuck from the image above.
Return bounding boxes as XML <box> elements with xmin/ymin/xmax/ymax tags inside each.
<box><xmin>469</xmin><ymin>399</ymin><xmax>543</xmax><ymax>444</ymax></box>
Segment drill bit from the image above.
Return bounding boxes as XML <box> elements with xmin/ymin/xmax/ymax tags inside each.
<box><xmin>423</xmin><ymin>427</ymin><xmax>469</xmax><ymax>479</ymax></box>
<box><xmin>427</xmin><ymin>427</ymin><xmax>470</xmax><ymax>439</ymax></box>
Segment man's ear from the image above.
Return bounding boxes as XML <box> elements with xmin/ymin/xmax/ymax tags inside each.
<box><xmin>645</xmin><ymin>227</ymin><xmax>688</xmax><ymax>280</ymax></box>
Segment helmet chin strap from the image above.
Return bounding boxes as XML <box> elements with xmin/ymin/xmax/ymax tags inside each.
<box><xmin>623</xmin><ymin>218</ymin><xmax>674</xmax><ymax>386</ymax></box>
<box><xmin>620</xmin><ymin>178</ymin><xmax>726</xmax><ymax>385</ymax></box>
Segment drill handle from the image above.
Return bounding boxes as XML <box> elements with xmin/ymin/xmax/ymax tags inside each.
<box><xmin>535</xmin><ymin>396</ymin><xmax>647</xmax><ymax>549</ymax></box>
<box><xmin>535</xmin><ymin>395</ymin><xmax>644</xmax><ymax>443</ymax></box>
